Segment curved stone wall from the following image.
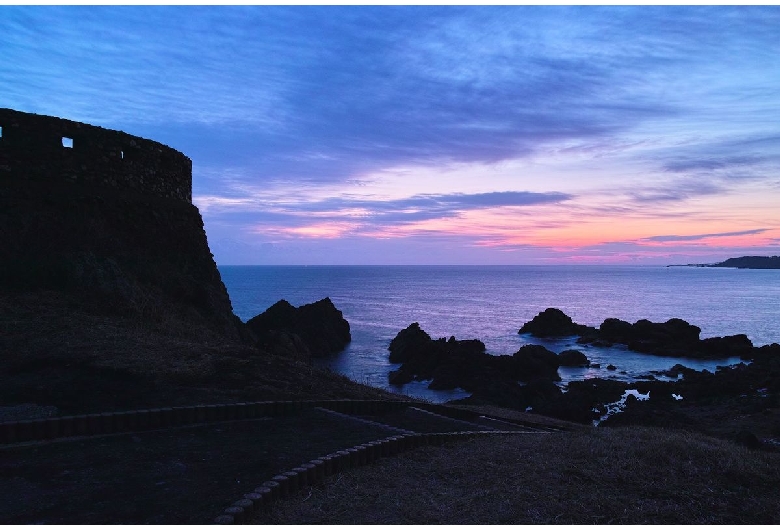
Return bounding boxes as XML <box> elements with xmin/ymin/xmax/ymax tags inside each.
<box><xmin>0</xmin><ymin>108</ymin><xmax>191</xmax><ymax>202</ymax></box>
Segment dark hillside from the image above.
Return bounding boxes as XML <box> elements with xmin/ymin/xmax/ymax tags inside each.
<box><xmin>710</xmin><ymin>256</ymin><xmax>780</xmax><ymax>269</ymax></box>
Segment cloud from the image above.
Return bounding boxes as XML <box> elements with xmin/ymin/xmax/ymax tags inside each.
<box><xmin>642</xmin><ymin>229</ymin><xmax>769</xmax><ymax>243</ymax></box>
<box><xmin>198</xmin><ymin>189</ymin><xmax>572</xmax><ymax>229</ymax></box>
<box><xmin>662</xmin><ymin>156</ymin><xmax>765</xmax><ymax>173</ymax></box>
<box><xmin>0</xmin><ymin>5</ymin><xmax>694</xmax><ymax>186</ymax></box>
<box><xmin>627</xmin><ymin>179</ymin><xmax>723</xmax><ymax>204</ymax></box>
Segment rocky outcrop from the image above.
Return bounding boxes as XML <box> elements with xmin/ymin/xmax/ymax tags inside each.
<box><xmin>592</xmin><ymin>317</ymin><xmax>755</xmax><ymax>359</ymax></box>
<box><xmin>558</xmin><ymin>349</ymin><xmax>590</xmax><ymax>367</ymax></box>
<box><xmin>597</xmin><ymin>317</ymin><xmax>702</xmax><ymax>357</ymax></box>
<box><xmin>512</xmin><ymin>345</ymin><xmax>561</xmax><ymax>381</ymax></box>
<box><xmin>518</xmin><ymin>308</ymin><xmax>754</xmax><ymax>360</ymax></box>
<box><xmin>518</xmin><ymin>308</ymin><xmax>595</xmax><ymax>337</ymax></box>
<box><xmin>387</xmin><ymin>323</ymin><xmax>487</xmax><ymax>385</ymax></box>
<box><xmin>696</xmin><ymin>334</ymin><xmax>753</xmax><ymax>358</ymax></box>
<box><xmin>387</xmin><ymin>323</ymin><xmax>565</xmax><ymax>409</ymax></box>
<box><xmin>246</xmin><ymin>298</ymin><xmax>351</xmax><ymax>358</ymax></box>
<box><xmin>388</xmin><ymin>322</ymin><xmax>435</xmax><ymax>364</ymax></box>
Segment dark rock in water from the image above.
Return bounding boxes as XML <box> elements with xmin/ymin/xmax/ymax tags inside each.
<box><xmin>246</xmin><ymin>297</ymin><xmax>351</xmax><ymax>358</ymax></box>
<box><xmin>748</xmin><ymin>343</ymin><xmax>780</xmax><ymax>363</ymax></box>
<box><xmin>591</xmin><ymin>363</ymin><xmax>601</xmax><ymax>368</ymax></box>
<box><xmin>387</xmin><ymin>324</ymin><xmax>562</xmax><ymax>402</ymax></box>
<box><xmin>521</xmin><ymin>308</ymin><xmax>747</xmax><ymax>361</ymax></box>
<box><xmin>518</xmin><ymin>308</ymin><xmax>594</xmax><ymax>337</ymax></box>
<box><xmin>388</xmin><ymin>322</ymin><xmax>433</xmax><ymax>364</ymax></box>
<box><xmin>598</xmin><ymin>318</ymin><xmax>634</xmax><ymax>344</ymax></box>
<box><xmin>388</xmin><ymin>369</ymin><xmax>414</xmax><ymax>386</ymax></box>
<box><xmin>558</xmin><ymin>349</ymin><xmax>590</xmax><ymax>367</ymax></box>
<box><xmin>388</xmin><ymin>323</ymin><xmax>487</xmax><ymax>385</ymax></box>
<box><xmin>513</xmin><ymin>345</ymin><xmax>561</xmax><ymax>381</ymax></box>
<box><xmin>598</xmin><ymin>317</ymin><xmax>705</xmax><ymax>357</ymax></box>
<box><xmin>658</xmin><ymin>364</ymin><xmax>687</xmax><ymax>378</ymax></box>
<box><xmin>696</xmin><ymin>334</ymin><xmax>753</xmax><ymax>359</ymax></box>
<box><xmin>607</xmin><ymin>364</ymin><xmax>617</xmax><ymax>371</ymax></box>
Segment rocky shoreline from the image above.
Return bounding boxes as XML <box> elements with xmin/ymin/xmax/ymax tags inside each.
<box><xmin>385</xmin><ymin>308</ymin><xmax>780</xmax><ymax>448</ymax></box>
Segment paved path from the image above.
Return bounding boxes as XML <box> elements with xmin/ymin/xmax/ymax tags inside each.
<box><xmin>0</xmin><ymin>400</ymin><xmax>565</xmax><ymax>524</ymax></box>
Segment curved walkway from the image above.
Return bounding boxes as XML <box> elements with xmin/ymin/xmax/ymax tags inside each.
<box><xmin>0</xmin><ymin>400</ymin><xmax>566</xmax><ymax>524</ymax></box>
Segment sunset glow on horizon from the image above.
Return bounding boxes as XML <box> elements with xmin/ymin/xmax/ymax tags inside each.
<box><xmin>3</xmin><ymin>6</ymin><xmax>779</xmax><ymax>265</ymax></box>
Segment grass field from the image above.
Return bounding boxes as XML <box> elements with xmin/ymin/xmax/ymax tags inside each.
<box><xmin>253</xmin><ymin>425</ymin><xmax>780</xmax><ymax>525</ymax></box>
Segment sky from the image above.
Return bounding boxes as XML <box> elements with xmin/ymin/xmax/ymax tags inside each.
<box><xmin>2</xmin><ymin>5</ymin><xmax>780</xmax><ymax>265</ymax></box>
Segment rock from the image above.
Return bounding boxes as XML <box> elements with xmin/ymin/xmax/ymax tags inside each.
<box><xmin>258</xmin><ymin>330</ymin><xmax>311</xmax><ymax>360</ymax></box>
<box><xmin>513</xmin><ymin>345</ymin><xmax>561</xmax><ymax>381</ymax></box>
<box><xmin>387</xmin><ymin>324</ymin><xmax>563</xmax><ymax>398</ymax></box>
<box><xmin>520</xmin><ymin>378</ymin><xmax>563</xmax><ymax>407</ymax></box>
<box><xmin>607</xmin><ymin>364</ymin><xmax>617</xmax><ymax>371</ymax></box>
<box><xmin>518</xmin><ymin>308</ymin><xmax>593</xmax><ymax>337</ymax></box>
<box><xmin>598</xmin><ymin>318</ymin><xmax>634</xmax><ymax>343</ymax></box>
<box><xmin>428</xmin><ymin>363</ymin><xmax>463</xmax><ymax>390</ymax></box>
<box><xmin>599</xmin><ymin>317</ymin><xmax>702</xmax><ymax>357</ymax></box>
<box><xmin>388</xmin><ymin>322</ymin><xmax>432</xmax><ymax>364</ymax></box>
<box><xmin>387</xmin><ymin>324</ymin><xmax>487</xmax><ymax>384</ymax></box>
<box><xmin>696</xmin><ymin>334</ymin><xmax>753</xmax><ymax>359</ymax></box>
<box><xmin>558</xmin><ymin>349</ymin><xmax>589</xmax><ymax>367</ymax></box>
<box><xmin>246</xmin><ymin>297</ymin><xmax>351</xmax><ymax>358</ymax></box>
<box><xmin>388</xmin><ymin>369</ymin><xmax>413</xmax><ymax>386</ymax></box>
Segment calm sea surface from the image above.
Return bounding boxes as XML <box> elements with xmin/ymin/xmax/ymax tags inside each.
<box><xmin>219</xmin><ymin>265</ymin><xmax>780</xmax><ymax>402</ymax></box>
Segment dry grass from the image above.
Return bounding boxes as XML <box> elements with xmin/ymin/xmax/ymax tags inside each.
<box><xmin>0</xmin><ymin>290</ymin><xmax>399</xmax><ymax>414</ymax></box>
<box><xmin>254</xmin><ymin>426</ymin><xmax>780</xmax><ymax>525</ymax></box>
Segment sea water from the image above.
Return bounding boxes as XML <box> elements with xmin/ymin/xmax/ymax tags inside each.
<box><xmin>219</xmin><ymin>265</ymin><xmax>780</xmax><ymax>402</ymax></box>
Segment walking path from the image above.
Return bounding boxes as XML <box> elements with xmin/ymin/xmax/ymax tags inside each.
<box><xmin>0</xmin><ymin>400</ymin><xmax>569</xmax><ymax>524</ymax></box>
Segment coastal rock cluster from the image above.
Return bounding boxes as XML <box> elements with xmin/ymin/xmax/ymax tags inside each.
<box><xmin>520</xmin><ymin>307</ymin><xmax>755</xmax><ymax>359</ymax></box>
<box><xmin>387</xmin><ymin>308</ymin><xmax>780</xmax><ymax>445</ymax></box>
<box><xmin>246</xmin><ymin>298</ymin><xmax>351</xmax><ymax>359</ymax></box>
<box><xmin>388</xmin><ymin>322</ymin><xmax>574</xmax><ymax>410</ymax></box>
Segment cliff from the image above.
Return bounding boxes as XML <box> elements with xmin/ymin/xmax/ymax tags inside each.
<box><xmin>0</xmin><ymin>108</ymin><xmax>243</xmax><ymax>336</ymax></box>
<box><xmin>0</xmin><ymin>109</ymin><xmax>389</xmax><ymax>413</ymax></box>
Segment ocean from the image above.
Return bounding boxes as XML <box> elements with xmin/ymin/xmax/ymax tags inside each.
<box><xmin>219</xmin><ymin>265</ymin><xmax>780</xmax><ymax>402</ymax></box>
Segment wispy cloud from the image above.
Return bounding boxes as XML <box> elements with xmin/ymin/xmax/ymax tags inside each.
<box><xmin>642</xmin><ymin>229</ymin><xmax>769</xmax><ymax>243</ymax></box>
<box><xmin>662</xmin><ymin>156</ymin><xmax>765</xmax><ymax>174</ymax></box>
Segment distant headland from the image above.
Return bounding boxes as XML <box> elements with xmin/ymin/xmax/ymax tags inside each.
<box><xmin>669</xmin><ymin>255</ymin><xmax>780</xmax><ymax>269</ymax></box>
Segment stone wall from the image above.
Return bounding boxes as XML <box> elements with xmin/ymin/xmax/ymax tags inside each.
<box><xmin>0</xmin><ymin>108</ymin><xmax>191</xmax><ymax>202</ymax></box>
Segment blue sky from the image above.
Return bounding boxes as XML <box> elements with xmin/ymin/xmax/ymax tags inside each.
<box><xmin>2</xmin><ymin>6</ymin><xmax>780</xmax><ymax>264</ymax></box>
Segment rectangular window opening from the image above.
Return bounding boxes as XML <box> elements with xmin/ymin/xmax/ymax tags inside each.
<box><xmin>0</xmin><ymin>125</ymin><xmax>3</xmax><ymax>138</ymax></box>
<box><xmin>120</xmin><ymin>150</ymin><xmax>124</xmax><ymax>159</ymax></box>
<box><xmin>62</xmin><ymin>136</ymin><xmax>73</xmax><ymax>148</ymax></box>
